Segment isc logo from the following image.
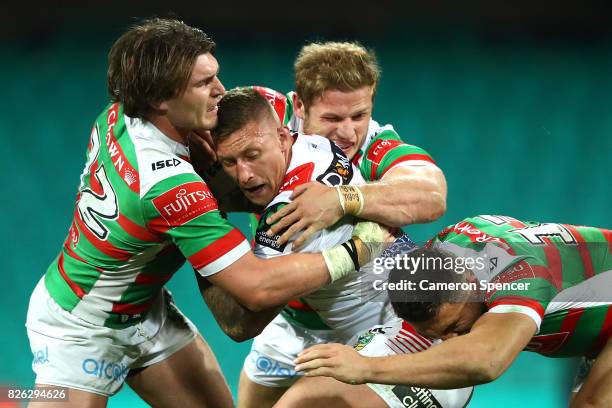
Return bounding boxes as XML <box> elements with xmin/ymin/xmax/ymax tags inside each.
<box><xmin>151</xmin><ymin>158</ymin><xmax>181</xmax><ymax>171</ymax></box>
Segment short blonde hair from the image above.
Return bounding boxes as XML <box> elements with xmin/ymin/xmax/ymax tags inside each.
<box><xmin>212</xmin><ymin>87</ymin><xmax>277</xmax><ymax>143</ymax></box>
<box><xmin>294</xmin><ymin>41</ymin><xmax>380</xmax><ymax>110</ymax></box>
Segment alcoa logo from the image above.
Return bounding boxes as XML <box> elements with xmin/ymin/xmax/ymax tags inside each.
<box><xmin>255</xmin><ymin>356</ymin><xmax>296</xmax><ymax>378</ymax></box>
<box><xmin>82</xmin><ymin>358</ymin><xmax>129</xmax><ymax>382</ymax></box>
<box><xmin>32</xmin><ymin>346</ymin><xmax>49</xmax><ymax>365</ymax></box>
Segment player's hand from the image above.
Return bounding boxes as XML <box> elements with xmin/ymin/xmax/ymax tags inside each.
<box><xmin>266</xmin><ymin>182</ymin><xmax>343</xmax><ymax>249</ymax></box>
<box><xmin>294</xmin><ymin>343</ymin><xmax>370</xmax><ymax>385</ymax></box>
<box><xmin>189</xmin><ymin>130</ymin><xmax>217</xmax><ymax>175</ymax></box>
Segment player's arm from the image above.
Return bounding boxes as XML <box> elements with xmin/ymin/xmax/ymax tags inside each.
<box><xmin>267</xmin><ymin>141</ymin><xmax>446</xmax><ymax>248</ymax></box>
<box><xmin>145</xmin><ymin>175</ymin><xmax>388</xmax><ymax>311</ymax></box>
<box><xmin>352</xmin><ymin>163</ymin><xmax>446</xmax><ymax>226</ymax></box>
<box><xmin>196</xmin><ymin>273</ymin><xmax>282</xmax><ymax>342</ymax></box>
<box><xmin>571</xmin><ymin>338</ymin><xmax>612</xmax><ymax>408</ymax></box>
<box><xmin>294</xmin><ymin>312</ymin><xmax>536</xmax><ymax>389</ymax></box>
<box><xmin>204</xmin><ymin>250</ymin><xmax>332</xmax><ymax>312</ymax></box>
<box><xmin>205</xmin><ymin>219</ymin><xmax>392</xmax><ymax>311</ymax></box>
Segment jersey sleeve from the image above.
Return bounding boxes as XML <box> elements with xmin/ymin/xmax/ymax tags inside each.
<box><xmin>485</xmin><ymin>260</ymin><xmax>558</xmax><ymax>331</ymax></box>
<box><xmin>142</xmin><ymin>172</ymin><xmax>250</xmax><ymax>277</ymax></box>
<box><xmin>360</xmin><ymin>128</ymin><xmax>437</xmax><ymax>182</ymax></box>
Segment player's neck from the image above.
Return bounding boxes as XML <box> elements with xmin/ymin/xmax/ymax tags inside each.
<box><xmin>147</xmin><ymin>115</ymin><xmax>190</xmax><ymax>145</ymax></box>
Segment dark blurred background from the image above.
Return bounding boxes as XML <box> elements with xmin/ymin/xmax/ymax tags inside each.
<box><xmin>2</xmin><ymin>1</ymin><xmax>611</xmax><ymax>406</ymax></box>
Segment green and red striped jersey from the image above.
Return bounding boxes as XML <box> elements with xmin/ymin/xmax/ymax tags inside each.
<box><xmin>44</xmin><ymin>103</ymin><xmax>250</xmax><ymax>328</ymax></box>
<box><xmin>282</xmin><ymin>90</ymin><xmax>436</xmax><ymax>181</ymax></box>
<box><xmin>430</xmin><ymin>215</ymin><xmax>612</xmax><ymax>357</ymax></box>
<box><xmin>248</xmin><ymin>87</ymin><xmax>438</xmax><ymax>238</ymax></box>
<box><xmin>252</xmin><ymin>87</ymin><xmax>437</xmax><ymax>182</ymax></box>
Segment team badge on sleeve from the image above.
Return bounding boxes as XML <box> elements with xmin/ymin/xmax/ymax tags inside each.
<box><xmin>354</xmin><ymin>331</ymin><xmax>375</xmax><ymax>351</ymax></box>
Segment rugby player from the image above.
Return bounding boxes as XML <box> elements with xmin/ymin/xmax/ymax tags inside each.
<box><xmin>25</xmin><ymin>19</ymin><xmax>387</xmax><ymax>408</ymax></box>
<box><xmin>217</xmin><ymin>41</ymin><xmax>448</xmax><ymax>408</ymax></box>
<box><xmin>291</xmin><ymin>215</ymin><xmax>612</xmax><ymax>408</ymax></box>
<box><xmin>264</xmin><ymin>41</ymin><xmax>447</xmax><ymax>249</ymax></box>
<box><xmin>201</xmin><ymin>88</ymin><xmax>472</xmax><ymax>408</ymax></box>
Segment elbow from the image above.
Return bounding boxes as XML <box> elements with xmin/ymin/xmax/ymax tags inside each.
<box><xmin>469</xmin><ymin>349</ymin><xmax>505</xmax><ymax>384</ymax></box>
<box><xmin>426</xmin><ymin>193</ymin><xmax>446</xmax><ymax>222</ymax></box>
<box><xmin>241</xmin><ymin>289</ymin><xmax>276</xmax><ymax>312</ymax></box>
<box><xmin>472</xmin><ymin>362</ymin><xmax>502</xmax><ymax>384</ymax></box>
<box><xmin>406</xmin><ymin>193</ymin><xmax>446</xmax><ymax>225</ymax></box>
<box><xmin>225</xmin><ymin>328</ymin><xmax>258</xmax><ymax>343</ymax></box>
<box><xmin>236</xmin><ymin>268</ymin><xmax>280</xmax><ymax>312</ymax></box>
<box><xmin>422</xmin><ymin>170</ymin><xmax>447</xmax><ymax>223</ymax></box>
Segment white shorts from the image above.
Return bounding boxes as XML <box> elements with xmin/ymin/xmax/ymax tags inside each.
<box><xmin>243</xmin><ymin>313</ymin><xmax>363</xmax><ymax>388</ymax></box>
<box><xmin>357</xmin><ymin>317</ymin><xmax>474</xmax><ymax>408</ymax></box>
<box><xmin>25</xmin><ymin>278</ymin><xmax>197</xmax><ymax>397</ymax></box>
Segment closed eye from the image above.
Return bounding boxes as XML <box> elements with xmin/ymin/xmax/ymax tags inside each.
<box><xmin>322</xmin><ymin>116</ymin><xmax>343</xmax><ymax>123</ymax></box>
<box><xmin>220</xmin><ymin>158</ymin><xmax>235</xmax><ymax>168</ymax></box>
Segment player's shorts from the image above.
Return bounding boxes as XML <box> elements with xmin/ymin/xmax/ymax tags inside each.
<box><xmin>243</xmin><ymin>313</ymin><xmax>363</xmax><ymax>388</ymax></box>
<box><xmin>25</xmin><ymin>277</ymin><xmax>197</xmax><ymax>397</ymax></box>
<box><xmin>356</xmin><ymin>317</ymin><xmax>474</xmax><ymax>408</ymax></box>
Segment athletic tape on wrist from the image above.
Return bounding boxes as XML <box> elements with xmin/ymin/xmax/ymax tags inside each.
<box><xmin>335</xmin><ymin>185</ymin><xmax>346</xmax><ymax>214</ymax></box>
<box><xmin>322</xmin><ymin>241</ymin><xmax>359</xmax><ymax>282</ymax></box>
<box><xmin>354</xmin><ymin>187</ymin><xmax>364</xmax><ymax>216</ymax></box>
<box><xmin>341</xmin><ymin>239</ymin><xmax>360</xmax><ymax>271</ymax></box>
<box><xmin>337</xmin><ymin>185</ymin><xmax>364</xmax><ymax>216</ymax></box>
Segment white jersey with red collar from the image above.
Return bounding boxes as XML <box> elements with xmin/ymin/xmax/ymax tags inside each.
<box><xmin>253</xmin><ymin>133</ymin><xmax>393</xmax><ymax>335</ymax></box>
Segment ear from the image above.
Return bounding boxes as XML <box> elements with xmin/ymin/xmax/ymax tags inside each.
<box><xmin>466</xmin><ymin>272</ymin><xmax>478</xmax><ymax>285</ymax></box>
<box><xmin>155</xmin><ymin>100</ymin><xmax>169</xmax><ymax>111</ymax></box>
<box><xmin>293</xmin><ymin>93</ymin><xmax>306</xmax><ymax>119</ymax></box>
<box><xmin>278</xmin><ymin>125</ymin><xmax>292</xmax><ymax>153</ymax></box>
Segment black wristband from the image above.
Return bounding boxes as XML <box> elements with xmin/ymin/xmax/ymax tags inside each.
<box><xmin>341</xmin><ymin>239</ymin><xmax>360</xmax><ymax>272</ymax></box>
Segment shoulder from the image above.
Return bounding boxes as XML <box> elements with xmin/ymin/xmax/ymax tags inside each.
<box><xmin>356</xmin><ymin>318</ymin><xmax>434</xmax><ymax>357</ymax></box>
<box><xmin>122</xmin><ymin>116</ymin><xmax>201</xmax><ymax>197</ymax></box>
<box><xmin>366</xmin><ymin>119</ymin><xmax>401</xmax><ymax>145</ymax></box>
<box><xmin>291</xmin><ymin>134</ymin><xmax>356</xmax><ymax>186</ymax></box>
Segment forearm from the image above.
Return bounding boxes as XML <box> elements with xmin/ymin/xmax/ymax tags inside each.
<box><xmin>251</xmin><ymin>253</ymin><xmax>331</xmax><ymax>307</ymax></box>
<box><xmin>208</xmin><ymin>252</ymin><xmax>331</xmax><ymax>311</ymax></box>
<box><xmin>208</xmin><ymin>225</ymin><xmax>382</xmax><ymax>311</ymax></box>
<box><xmin>358</xmin><ymin>167</ymin><xmax>446</xmax><ymax>226</ymax></box>
<box><xmin>364</xmin><ymin>336</ymin><xmax>497</xmax><ymax>389</ymax></box>
<box><xmin>200</xmin><ymin>282</ymin><xmax>281</xmax><ymax>342</ymax></box>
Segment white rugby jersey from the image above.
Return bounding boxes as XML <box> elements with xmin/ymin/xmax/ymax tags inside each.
<box><xmin>253</xmin><ymin>133</ymin><xmax>392</xmax><ymax>335</ymax></box>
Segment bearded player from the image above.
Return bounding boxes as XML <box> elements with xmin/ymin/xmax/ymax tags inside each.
<box><xmin>291</xmin><ymin>215</ymin><xmax>612</xmax><ymax>408</ymax></box>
